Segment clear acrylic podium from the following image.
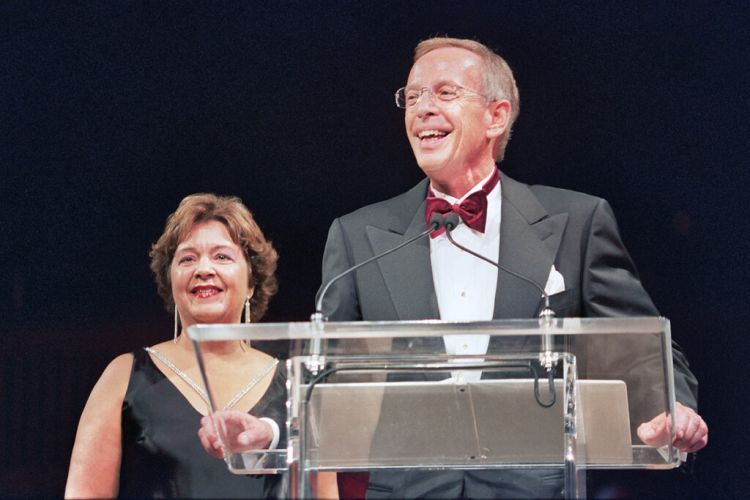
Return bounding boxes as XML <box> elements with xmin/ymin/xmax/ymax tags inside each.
<box><xmin>188</xmin><ymin>317</ymin><xmax>682</xmax><ymax>499</ymax></box>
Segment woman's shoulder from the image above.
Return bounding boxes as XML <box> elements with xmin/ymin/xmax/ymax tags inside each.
<box><xmin>78</xmin><ymin>352</ymin><xmax>136</xmax><ymax>419</ymax></box>
<box><xmin>94</xmin><ymin>352</ymin><xmax>137</xmax><ymax>397</ymax></box>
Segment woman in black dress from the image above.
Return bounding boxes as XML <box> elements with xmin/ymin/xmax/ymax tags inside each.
<box><xmin>66</xmin><ymin>193</ymin><xmax>289</xmax><ymax>498</ymax></box>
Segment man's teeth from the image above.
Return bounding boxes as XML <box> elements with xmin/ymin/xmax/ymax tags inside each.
<box><xmin>418</xmin><ymin>130</ymin><xmax>448</xmax><ymax>139</ymax></box>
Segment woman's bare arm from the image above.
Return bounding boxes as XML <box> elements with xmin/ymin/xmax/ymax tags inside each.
<box><xmin>65</xmin><ymin>353</ymin><xmax>132</xmax><ymax>498</ymax></box>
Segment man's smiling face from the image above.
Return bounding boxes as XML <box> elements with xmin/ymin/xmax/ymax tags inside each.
<box><xmin>404</xmin><ymin>47</ymin><xmax>496</xmax><ymax>182</ymax></box>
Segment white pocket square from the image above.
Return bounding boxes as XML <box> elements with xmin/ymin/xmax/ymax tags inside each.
<box><xmin>544</xmin><ymin>265</ymin><xmax>566</xmax><ymax>296</ymax></box>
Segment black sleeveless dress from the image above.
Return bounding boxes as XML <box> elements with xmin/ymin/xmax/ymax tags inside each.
<box><xmin>118</xmin><ymin>348</ymin><xmax>285</xmax><ymax>498</ymax></box>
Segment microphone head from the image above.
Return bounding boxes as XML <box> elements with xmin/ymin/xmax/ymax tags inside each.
<box><xmin>428</xmin><ymin>213</ymin><xmax>445</xmax><ymax>230</ymax></box>
<box><xmin>444</xmin><ymin>212</ymin><xmax>460</xmax><ymax>231</ymax></box>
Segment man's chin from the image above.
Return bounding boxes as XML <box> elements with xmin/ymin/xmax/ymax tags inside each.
<box><xmin>414</xmin><ymin>153</ymin><xmax>448</xmax><ymax>174</ymax></box>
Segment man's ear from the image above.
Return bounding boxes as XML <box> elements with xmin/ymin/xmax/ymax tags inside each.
<box><xmin>486</xmin><ymin>100</ymin><xmax>512</xmax><ymax>139</ymax></box>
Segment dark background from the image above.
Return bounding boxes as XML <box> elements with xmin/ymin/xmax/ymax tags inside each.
<box><xmin>1</xmin><ymin>1</ymin><xmax>747</xmax><ymax>497</ymax></box>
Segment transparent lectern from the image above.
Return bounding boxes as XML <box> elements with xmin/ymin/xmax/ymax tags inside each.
<box><xmin>188</xmin><ymin>316</ymin><xmax>682</xmax><ymax>499</ymax></box>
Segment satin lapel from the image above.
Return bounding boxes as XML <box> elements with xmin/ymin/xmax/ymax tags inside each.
<box><xmin>365</xmin><ymin>201</ymin><xmax>440</xmax><ymax>321</ymax></box>
<box><xmin>494</xmin><ymin>177</ymin><xmax>569</xmax><ymax>319</ymax></box>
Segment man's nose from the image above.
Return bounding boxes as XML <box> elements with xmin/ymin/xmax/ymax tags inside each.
<box><xmin>414</xmin><ymin>89</ymin><xmax>439</xmax><ymax>116</ymax></box>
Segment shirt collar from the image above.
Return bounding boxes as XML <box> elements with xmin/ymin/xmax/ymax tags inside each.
<box><xmin>430</xmin><ymin>168</ymin><xmax>500</xmax><ymax>204</ymax></box>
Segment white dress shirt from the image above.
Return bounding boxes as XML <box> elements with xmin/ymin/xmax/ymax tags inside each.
<box><xmin>430</xmin><ymin>170</ymin><xmax>501</xmax><ymax>382</ymax></box>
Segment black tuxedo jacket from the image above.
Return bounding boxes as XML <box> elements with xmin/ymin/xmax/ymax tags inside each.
<box><xmin>320</xmin><ymin>173</ymin><xmax>697</xmax><ymax>407</ymax></box>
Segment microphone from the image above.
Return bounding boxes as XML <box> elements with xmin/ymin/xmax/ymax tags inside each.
<box><xmin>313</xmin><ymin>213</ymin><xmax>446</xmax><ymax>319</ymax></box>
<box><xmin>306</xmin><ymin>215</ymin><xmax>445</xmax><ymax>374</ymax></box>
<box><xmin>442</xmin><ymin>213</ymin><xmax>558</xmax><ymax>408</ymax></box>
<box><xmin>442</xmin><ymin>213</ymin><xmax>555</xmax><ymax>322</ymax></box>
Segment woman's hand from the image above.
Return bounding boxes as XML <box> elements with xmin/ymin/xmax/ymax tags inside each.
<box><xmin>198</xmin><ymin>410</ymin><xmax>274</xmax><ymax>460</ymax></box>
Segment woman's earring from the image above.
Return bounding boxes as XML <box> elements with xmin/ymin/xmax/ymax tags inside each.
<box><xmin>244</xmin><ymin>297</ymin><xmax>251</xmax><ymax>324</ymax></box>
<box><xmin>173</xmin><ymin>307</ymin><xmax>179</xmax><ymax>343</ymax></box>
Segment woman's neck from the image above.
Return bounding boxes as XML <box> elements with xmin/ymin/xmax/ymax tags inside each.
<box><xmin>175</xmin><ymin>332</ymin><xmax>248</xmax><ymax>357</ymax></box>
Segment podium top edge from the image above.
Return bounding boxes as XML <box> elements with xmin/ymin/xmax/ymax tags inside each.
<box><xmin>187</xmin><ymin>317</ymin><xmax>668</xmax><ymax>342</ymax></box>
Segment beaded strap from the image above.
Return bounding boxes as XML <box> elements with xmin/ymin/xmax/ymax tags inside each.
<box><xmin>145</xmin><ymin>347</ymin><xmax>278</xmax><ymax>411</ymax></box>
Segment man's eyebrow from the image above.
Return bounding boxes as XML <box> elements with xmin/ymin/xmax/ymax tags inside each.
<box><xmin>405</xmin><ymin>79</ymin><xmax>457</xmax><ymax>89</ymax></box>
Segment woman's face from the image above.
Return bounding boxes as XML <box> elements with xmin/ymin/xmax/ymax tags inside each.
<box><xmin>170</xmin><ymin>220</ymin><xmax>252</xmax><ymax>329</ymax></box>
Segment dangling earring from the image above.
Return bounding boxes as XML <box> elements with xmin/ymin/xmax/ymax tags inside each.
<box><xmin>173</xmin><ymin>307</ymin><xmax>179</xmax><ymax>343</ymax></box>
<box><xmin>244</xmin><ymin>297</ymin><xmax>251</xmax><ymax>324</ymax></box>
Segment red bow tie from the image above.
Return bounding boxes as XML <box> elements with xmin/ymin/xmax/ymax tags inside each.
<box><xmin>425</xmin><ymin>169</ymin><xmax>500</xmax><ymax>237</ymax></box>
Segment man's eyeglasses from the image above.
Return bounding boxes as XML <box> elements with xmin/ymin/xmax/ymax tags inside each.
<box><xmin>394</xmin><ymin>84</ymin><xmax>489</xmax><ymax>109</ymax></box>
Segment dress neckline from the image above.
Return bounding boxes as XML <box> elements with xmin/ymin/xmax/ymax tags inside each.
<box><xmin>140</xmin><ymin>348</ymin><xmax>278</xmax><ymax>417</ymax></box>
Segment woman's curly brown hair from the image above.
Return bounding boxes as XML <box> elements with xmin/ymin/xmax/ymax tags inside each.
<box><xmin>149</xmin><ymin>193</ymin><xmax>278</xmax><ymax>322</ymax></box>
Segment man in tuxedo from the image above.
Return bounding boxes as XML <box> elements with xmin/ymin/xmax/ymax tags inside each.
<box><xmin>319</xmin><ymin>37</ymin><xmax>708</xmax><ymax>498</ymax></box>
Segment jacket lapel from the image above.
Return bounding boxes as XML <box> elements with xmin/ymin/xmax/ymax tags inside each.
<box><xmin>362</xmin><ymin>175</ymin><xmax>568</xmax><ymax>322</ymax></box>
<box><xmin>493</xmin><ymin>175</ymin><xmax>569</xmax><ymax>319</ymax></box>
<box><xmin>365</xmin><ymin>180</ymin><xmax>440</xmax><ymax>320</ymax></box>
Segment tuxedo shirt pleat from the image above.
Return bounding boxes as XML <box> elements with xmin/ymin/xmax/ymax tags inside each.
<box><xmin>430</xmin><ymin>170</ymin><xmax>500</xmax><ymax>382</ymax></box>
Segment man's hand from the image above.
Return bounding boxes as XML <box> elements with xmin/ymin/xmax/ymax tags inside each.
<box><xmin>637</xmin><ymin>401</ymin><xmax>708</xmax><ymax>453</ymax></box>
<box><xmin>198</xmin><ymin>411</ymin><xmax>274</xmax><ymax>460</ymax></box>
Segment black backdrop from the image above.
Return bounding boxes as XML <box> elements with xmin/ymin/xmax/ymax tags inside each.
<box><xmin>1</xmin><ymin>1</ymin><xmax>747</xmax><ymax>497</ymax></box>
